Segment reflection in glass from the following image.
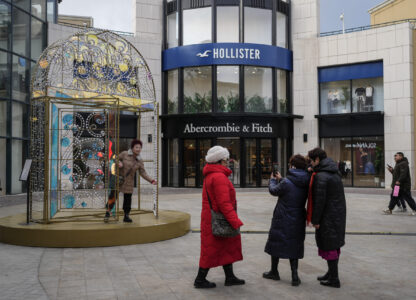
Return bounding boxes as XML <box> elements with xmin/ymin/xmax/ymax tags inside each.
<box><xmin>12</xmin><ymin>55</ymin><xmax>28</xmax><ymax>101</ymax></box>
<box><xmin>276</xmin><ymin>12</ymin><xmax>287</xmax><ymax>48</ymax></box>
<box><xmin>184</xmin><ymin>139</ymin><xmax>196</xmax><ymax>187</ymax></box>
<box><xmin>277</xmin><ymin>69</ymin><xmax>287</xmax><ymax>113</ymax></box>
<box><xmin>12</xmin><ymin>102</ymin><xmax>27</xmax><ymax>138</ymax></box>
<box><xmin>12</xmin><ymin>6</ymin><xmax>29</xmax><ymax>57</ymax></box>
<box><xmin>217</xmin><ymin>6</ymin><xmax>239</xmax><ymax>43</ymax></box>
<box><xmin>0</xmin><ymin>50</ymin><xmax>10</xmax><ymax>98</ymax></box>
<box><xmin>198</xmin><ymin>139</ymin><xmax>212</xmax><ymax>186</ymax></box>
<box><xmin>31</xmin><ymin>0</ymin><xmax>46</xmax><ymax>20</ymax></box>
<box><xmin>217</xmin><ymin>66</ymin><xmax>239</xmax><ymax>112</ymax></box>
<box><xmin>184</xmin><ymin>66</ymin><xmax>212</xmax><ymax>113</ymax></box>
<box><xmin>47</xmin><ymin>0</ymin><xmax>56</xmax><ymax>23</ymax></box>
<box><xmin>320</xmin><ymin>80</ymin><xmax>351</xmax><ymax>114</ymax></box>
<box><xmin>168</xmin><ymin>139</ymin><xmax>179</xmax><ymax>187</ymax></box>
<box><xmin>167</xmin><ymin>69</ymin><xmax>178</xmax><ymax>114</ymax></box>
<box><xmin>218</xmin><ymin>138</ymin><xmax>240</xmax><ymax>186</ymax></box>
<box><xmin>0</xmin><ymin>101</ymin><xmax>6</xmax><ymax>136</ymax></box>
<box><xmin>0</xmin><ymin>2</ymin><xmax>11</xmax><ymax>50</ymax></box>
<box><xmin>12</xmin><ymin>0</ymin><xmax>30</xmax><ymax>12</ymax></box>
<box><xmin>183</xmin><ymin>7</ymin><xmax>211</xmax><ymax>45</ymax></box>
<box><xmin>244</xmin><ymin>67</ymin><xmax>272</xmax><ymax>113</ymax></box>
<box><xmin>167</xmin><ymin>12</ymin><xmax>178</xmax><ymax>48</ymax></box>
<box><xmin>352</xmin><ymin>77</ymin><xmax>383</xmax><ymax>112</ymax></box>
<box><xmin>321</xmin><ymin>137</ymin><xmax>352</xmax><ymax>187</ymax></box>
<box><xmin>11</xmin><ymin>139</ymin><xmax>25</xmax><ymax>193</ymax></box>
<box><xmin>260</xmin><ymin>139</ymin><xmax>272</xmax><ymax>186</ymax></box>
<box><xmin>31</xmin><ymin>18</ymin><xmax>44</xmax><ymax>60</ymax></box>
<box><xmin>244</xmin><ymin>7</ymin><xmax>271</xmax><ymax>45</ymax></box>
<box><xmin>245</xmin><ymin>139</ymin><xmax>256</xmax><ymax>187</ymax></box>
<box><xmin>0</xmin><ymin>138</ymin><xmax>5</xmax><ymax>195</ymax></box>
<box><xmin>352</xmin><ymin>136</ymin><xmax>385</xmax><ymax>187</ymax></box>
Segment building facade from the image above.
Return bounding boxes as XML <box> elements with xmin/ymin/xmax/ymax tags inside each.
<box><xmin>0</xmin><ymin>0</ymin><xmax>57</xmax><ymax>195</ymax></box>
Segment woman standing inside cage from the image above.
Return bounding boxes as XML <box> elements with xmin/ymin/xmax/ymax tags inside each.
<box><xmin>104</xmin><ymin>139</ymin><xmax>157</xmax><ymax>223</ymax></box>
<box><xmin>194</xmin><ymin>146</ymin><xmax>245</xmax><ymax>289</ymax></box>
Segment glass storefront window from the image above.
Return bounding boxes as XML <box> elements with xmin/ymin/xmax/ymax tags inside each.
<box><xmin>12</xmin><ymin>0</ymin><xmax>30</xmax><ymax>12</ymax></box>
<box><xmin>11</xmin><ymin>101</ymin><xmax>27</xmax><ymax>138</ymax></box>
<box><xmin>11</xmin><ymin>139</ymin><xmax>25</xmax><ymax>193</ymax></box>
<box><xmin>184</xmin><ymin>66</ymin><xmax>212</xmax><ymax>113</ymax></box>
<box><xmin>0</xmin><ymin>2</ymin><xmax>11</xmax><ymax>51</ymax></box>
<box><xmin>277</xmin><ymin>138</ymin><xmax>287</xmax><ymax>177</ymax></box>
<box><xmin>167</xmin><ymin>69</ymin><xmax>178</xmax><ymax>114</ymax></box>
<box><xmin>260</xmin><ymin>139</ymin><xmax>272</xmax><ymax>186</ymax></box>
<box><xmin>244</xmin><ymin>7</ymin><xmax>271</xmax><ymax>45</ymax></box>
<box><xmin>31</xmin><ymin>0</ymin><xmax>46</xmax><ymax>20</ymax></box>
<box><xmin>198</xmin><ymin>139</ymin><xmax>212</xmax><ymax>186</ymax></box>
<box><xmin>218</xmin><ymin>138</ymin><xmax>240</xmax><ymax>186</ymax></box>
<box><xmin>245</xmin><ymin>139</ymin><xmax>256</xmax><ymax>187</ymax></box>
<box><xmin>321</xmin><ymin>137</ymin><xmax>353</xmax><ymax>187</ymax></box>
<box><xmin>245</xmin><ymin>67</ymin><xmax>272</xmax><ymax>113</ymax></box>
<box><xmin>352</xmin><ymin>136</ymin><xmax>385</xmax><ymax>187</ymax></box>
<box><xmin>12</xmin><ymin>55</ymin><xmax>28</xmax><ymax>101</ymax></box>
<box><xmin>0</xmin><ymin>50</ymin><xmax>10</xmax><ymax>98</ymax></box>
<box><xmin>0</xmin><ymin>100</ymin><xmax>6</xmax><ymax>136</ymax></box>
<box><xmin>217</xmin><ymin>6</ymin><xmax>239</xmax><ymax>43</ymax></box>
<box><xmin>31</xmin><ymin>17</ymin><xmax>44</xmax><ymax>61</ymax></box>
<box><xmin>276</xmin><ymin>11</ymin><xmax>287</xmax><ymax>48</ymax></box>
<box><xmin>47</xmin><ymin>0</ymin><xmax>56</xmax><ymax>23</ymax></box>
<box><xmin>320</xmin><ymin>80</ymin><xmax>351</xmax><ymax>114</ymax></box>
<box><xmin>184</xmin><ymin>139</ymin><xmax>196</xmax><ymax>187</ymax></box>
<box><xmin>217</xmin><ymin>66</ymin><xmax>239</xmax><ymax>112</ymax></box>
<box><xmin>183</xmin><ymin>7</ymin><xmax>211</xmax><ymax>45</ymax></box>
<box><xmin>277</xmin><ymin>69</ymin><xmax>287</xmax><ymax>113</ymax></box>
<box><xmin>12</xmin><ymin>6</ymin><xmax>30</xmax><ymax>57</ymax></box>
<box><xmin>0</xmin><ymin>138</ymin><xmax>5</xmax><ymax>195</ymax></box>
<box><xmin>167</xmin><ymin>12</ymin><xmax>178</xmax><ymax>48</ymax></box>
<box><xmin>352</xmin><ymin>77</ymin><xmax>383</xmax><ymax>112</ymax></box>
<box><xmin>168</xmin><ymin>138</ymin><xmax>179</xmax><ymax>187</ymax></box>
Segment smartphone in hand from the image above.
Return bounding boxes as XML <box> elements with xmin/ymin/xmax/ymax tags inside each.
<box><xmin>272</xmin><ymin>163</ymin><xmax>280</xmax><ymax>176</ymax></box>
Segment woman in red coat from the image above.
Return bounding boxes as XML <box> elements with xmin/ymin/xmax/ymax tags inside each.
<box><xmin>194</xmin><ymin>146</ymin><xmax>245</xmax><ymax>289</ymax></box>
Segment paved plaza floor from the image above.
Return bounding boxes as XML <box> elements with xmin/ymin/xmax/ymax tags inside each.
<box><xmin>0</xmin><ymin>188</ymin><xmax>415</xmax><ymax>300</ymax></box>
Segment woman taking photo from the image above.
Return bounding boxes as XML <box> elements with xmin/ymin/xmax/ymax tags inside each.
<box><xmin>194</xmin><ymin>146</ymin><xmax>245</xmax><ymax>289</ymax></box>
<box><xmin>104</xmin><ymin>139</ymin><xmax>157</xmax><ymax>223</ymax></box>
<box><xmin>263</xmin><ymin>155</ymin><xmax>310</xmax><ymax>286</ymax></box>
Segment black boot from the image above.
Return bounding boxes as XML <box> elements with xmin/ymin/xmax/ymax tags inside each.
<box><xmin>317</xmin><ymin>261</ymin><xmax>330</xmax><ymax>281</ymax></box>
<box><xmin>290</xmin><ymin>259</ymin><xmax>301</xmax><ymax>286</ymax></box>
<box><xmin>194</xmin><ymin>267</ymin><xmax>216</xmax><ymax>288</ymax></box>
<box><xmin>263</xmin><ymin>256</ymin><xmax>280</xmax><ymax>280</ymax></box>
<box><xmin>123</xmin><ymin>213</ymin><xmax>132</xmax><ymax>223</ymax></box>
<box><xmin>320</xmin><ymin>259</ymin><xmax>341</xmax><ymax>288</ymax></box>
<box><xmin>223</xmin><ymin>264</ymin><xmax>245</xmax><ymax>286</ymax></box>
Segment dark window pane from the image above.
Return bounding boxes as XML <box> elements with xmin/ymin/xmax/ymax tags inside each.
<box><xmin>245</xmin><ymin>139</ymin><xmax>256</xmax><ymax>187</ymax></box>
<box><xmin>217</xmin><ymin>66</ymin><xmax>239</xmax><ymax>112</ymax></box>
<box><xmin>31</xmin><ymin>18</ymin><xmax>44</xmax><ymax>60</ymax></box>
<box><xmin>184</xmin><ymin>66</ymin><xmax>212</xmax><ymax>113</ymax></box>
<box><xmin>0</xmin><ymin>100</ymin><xmax>6</xmax><ymax>136</ymax></box>
<box><xmin>12</xmin><ymin>0</ymin><xmax>30</xmax><ymax>12</ymax></box>
<box><xmin>0</xmin><ymin>2</ymin><xmax>11</xmax><ymax>51</ymax></box>
<box><xmin>31</xmin><ymin>0</ymin><xmax>46</xmax><ymax>20</ymax></box>
<box><xmin>168</xmin><ymin>138</ymin><xmax>179</xmax><ymax>187</ymax></box>
<box><xmin>11</xmin><ymin>101</ymin><xmax>28</xmax><ymax>138</ymax></box>
<box><xmin>0</xmin><ymin>50</ymin><xmax>10</xmax><ymax>98</ymax></box>
<box><xmin>12</xmin><ymin>6</ymin><xmax>30</xmax><ymax>57</ymax></box>
<box><xmin>184</xmin><ymin>139</ymin><xmax>196</xmax><ymax>187</ymax></box>
<box><xmin>0</xmin><ymin>138</ymin><xmax>5</xmax><ymax>195</ymax></box>
<box><xmin>244</xmin><ymin>67</ymin><xmax>272</xmax><ymax>113</ymax></box>
<box><xmin>12</xmin><ymin>55</ymin><xmax>28</xmax><ymax>101</ymax></box>
<box><xmin>198</xmin><ymin>139</ymin><xmax>211</xmax><ymax>186</ymax></box>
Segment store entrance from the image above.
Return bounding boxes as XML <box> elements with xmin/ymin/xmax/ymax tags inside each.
<box><xmin>245</xmin><ymin>139</ymin><xmax>273</xmax><ymax>187</ymax></box>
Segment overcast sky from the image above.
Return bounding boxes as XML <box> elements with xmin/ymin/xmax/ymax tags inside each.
<box><xmin>58</xmin><ymin>0</ymin><xmax>385</xmax><ymax>34</ymax></box>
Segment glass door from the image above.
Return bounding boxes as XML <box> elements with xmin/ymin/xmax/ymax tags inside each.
<box><xmin>217</xmin><ymin>138</ymin><xmax>240</xmax><ymax>187</ymax></box>
<box><xmin>245</xmin><ymin>139</ymin><xmax>257</xmax><ymax>187</ymax></box>
<box><xmin>198</xmin><ymin>139</ymin><xmax>212</xmax><ymax>186</ymax></box>
<box><xmin>184</xmin><ymin>139</ymin><xmax>196</xmax><ymax>187</ymax></box>
<box><xmin>260</xmin><ymin>139</ymin><xmax>273</xmax><ymax>186</ymax></box>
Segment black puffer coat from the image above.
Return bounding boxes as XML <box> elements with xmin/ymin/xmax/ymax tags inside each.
<box><xmin>265</xmin><ymin>169</ymin><xmax>310</xmax><ymax>259</ymax></box>
<box><xmin>311</xmin><ymin>158</ymin><xmax>346</xmax><ymax>251</ymax></box>
<box><xmin>391</xmin><ymin>157</ymin><xmax>411</xmax><ymax>191</ymax></box>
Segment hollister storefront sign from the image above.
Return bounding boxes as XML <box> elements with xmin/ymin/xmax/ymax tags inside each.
<box><xmin>161</xmin><ymin>116</ymin><xmax>291</xmax><ymax>138</ymax></box>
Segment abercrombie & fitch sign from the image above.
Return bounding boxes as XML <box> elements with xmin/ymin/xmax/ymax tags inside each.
<box><xmin>184</xmin><ymin>122</ymin><xmax>272</xmax><ymax>134</ymax></box>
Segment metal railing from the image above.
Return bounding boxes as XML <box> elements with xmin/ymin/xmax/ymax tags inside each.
<box><xmin>320</xmin><ymin>18</ymin><xmax>416</xmax><ymax>37</ymax></box>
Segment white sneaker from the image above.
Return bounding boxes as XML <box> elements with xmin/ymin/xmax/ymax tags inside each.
<box><xmin>410</xmin><ymin>210</ymin><xmax>416</xmax><ymax>216</ymax></box>
<box><xmin>383</xmin><ymin>209</ymin><xmax>392</xmax><ymax>215</ymax></box>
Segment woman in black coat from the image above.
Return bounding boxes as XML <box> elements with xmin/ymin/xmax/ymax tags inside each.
<box><xmin>263</xmin><ymin>155</ymin><xmax>310</xmax><ymax>287</ymax></box>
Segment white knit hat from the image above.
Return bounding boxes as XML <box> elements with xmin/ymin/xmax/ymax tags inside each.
<box><xmin>205</xmin><ymin>146</ymin><xmax>230</xmax><ymax>163</ymax></box>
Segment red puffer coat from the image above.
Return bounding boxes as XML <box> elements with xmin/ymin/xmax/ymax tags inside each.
<box><xmin>199</xmin><ymin>163</ymin><xmax>244</xmax><ymax>269</ymax></box>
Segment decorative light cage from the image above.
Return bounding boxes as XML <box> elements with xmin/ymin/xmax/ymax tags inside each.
<box><xmin>29</xmin><ymin>29</ymin><xmax>159</xmax><ymax>223</ymax></box>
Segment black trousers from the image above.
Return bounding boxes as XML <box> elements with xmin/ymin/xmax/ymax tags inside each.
<box><xmin>107</xmin><ymin>191</ymin><xmax>132</xmax><ymax>214</ymax></box>
<box><xmin>389</xmin><ymin>189</ymin><xmax>416</xmax><ymax>211</ymax></box>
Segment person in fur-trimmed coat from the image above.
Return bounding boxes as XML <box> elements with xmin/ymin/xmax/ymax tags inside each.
<box><xmin>194</xmin><ymin>146</ymin><xmax>245</xmax><ymax>289</ymax></box>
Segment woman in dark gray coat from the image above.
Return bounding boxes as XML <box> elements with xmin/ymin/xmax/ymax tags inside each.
<box><xmin>263</xmin><ymin>155</ymin><xmax>310</xmax><ymax>286</ymax></box>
